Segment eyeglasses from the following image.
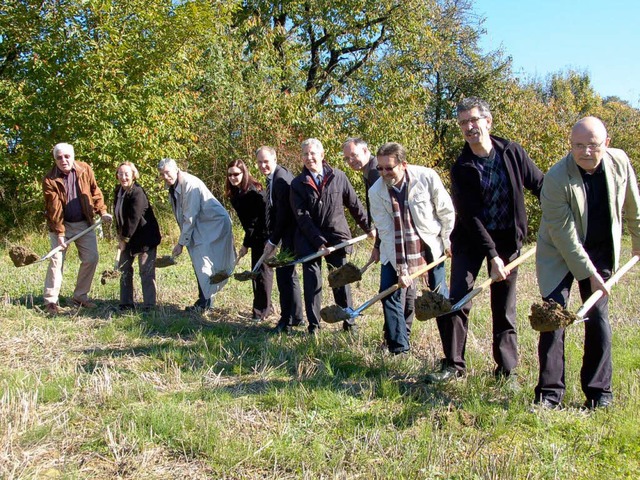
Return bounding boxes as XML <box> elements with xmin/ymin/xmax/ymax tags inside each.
<box><xmin>571</xmin><ymin>141</ymin><xmax>604</xmax><ymax>151</ymax></box>
<box><xmin>227</xmin><ymin>172</ymin><xmax>242</xmax><ymax>178</ymax></box>
<box><xmin>457</xmin><ymin>116</ymin><xmax>485</xmax><ymax>127</ymax></box>
<box><xmin>376</xmin><ymin>164</ymin><xmax>400</xmax><ymax>172</ymax></box>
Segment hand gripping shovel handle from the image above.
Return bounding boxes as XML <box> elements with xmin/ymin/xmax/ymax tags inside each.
<box><xmin>450</xmin><ymin>246</ymin><xmax>537</xmax><ymax>312</ymax></box>
<box><xmin>36</xmin><ymin>219</ymin><xmax>103</xmax><ymax>264</ymax></box>
<box><xmin>284</xmin><ymin>234</ymin><xmax>369</xmax><ymax>267</ymax></box>
<box><xmin>352</xmin><ymin>255</ymin><xmax>448</xmax><ymax>317</ymax></box>
<box><xmin>574</xmin><ymin>255</ymin><xmax>639</xmax><ymax>321</ymax></box>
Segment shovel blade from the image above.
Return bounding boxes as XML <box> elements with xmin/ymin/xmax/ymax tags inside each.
<box><xmin>450</xmin><ymin>287</ymin><xmax>482</xmax><ymax>313</ymax></box>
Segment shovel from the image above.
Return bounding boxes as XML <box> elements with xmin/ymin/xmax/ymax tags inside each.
<box><xmin>100</xmin><ymin>248</ymin><xmax>122</xmax><ymax>285</ymax></box>
<box><xmin>12</xmin><ymin>220</ymin><xmax>103</xmax><ymax>268</ymax></box>
<box><xmin>321</xmin><ymin>255</ymin><xmax>447</xmax><ymax>323</ymax></box>
<box><xmin>234</xmin><ymin>248</ymin><xmax>271</xmax><ymax>282</ymax></box>
<box><xmin>210</xmin><ymin>255</ymin><xmax>243</xmax><ymax>284</ymax></box>
<box><xmin>531</xmin><ymin>255</ymin><xmax>639</xmax><ymax>332</ymax></box>
<box><xmin>574</xmin><ymin>255</ymin><xmax>639</xmax><ymax>322</ymax></box>
<box><xmin>449</xmin><ymin>246</ymin><xmax>537</xmax><ymax>313</ymax></box>
<box><xmin>328</xmin><ymin>256</ymin><xmax>376</xmax><ymax>289</ymax></box>
<box><xmin>275</xmin><ymin>234</ymin><xmax>369</xmax><ymax>269</ymax></box>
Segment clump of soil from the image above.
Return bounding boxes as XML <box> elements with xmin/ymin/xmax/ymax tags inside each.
<box><xmin>234</xmin><ymin>270</ymin><xmax>258</xmax><ymax>281</ymax></box>
<box><xmin>155</xmin><ymin>255</ymin><xmax>177</xmax><ymax>268</ymax></box>
<box><xmin>529</xmin><ymin>300</ymin><xmax>577</xmax><ymax>332</ymax></box>
<box><xmin>328</xmin><ymin>262</ymin><xmax>361</xmax><ymax>288</ymax></box>
<box><xmin>415</xmin><ymin>290</ymin><xmax>452</xmax><ymax>321</ymax></box>
<box><xmin>100</xmin><ymin>268</ymin><xmax>120</xmax><ymax>285</ymax></box>
<box><xmin>320</xmin><ymin>305</ymin><xmax>350</xmax><ymax>323</ymax></box>
<box><xmin>8</xmin><ymin>245</ymin><xmax>40</xmax><ymax>267</ymax></box>
<box><xmin>264</xmin><ymin>249</ymin><xmax>296</xmax><ymax>268</ymax></box>
<box><xmin>209</xmin><ymin>270</ymin><xmax>231</xmax><ymax>284</ymax></box>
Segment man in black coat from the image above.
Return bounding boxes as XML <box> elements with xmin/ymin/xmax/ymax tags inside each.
<box><xmin>291</xmin><ymin>138</ymin><xmax>375</xmax><ymax>335</ymax></box>
<box><xmin>428</xmin><ymin>97</ymin><xmax>544</xmax><ymax>384</ymax></box>
<box><xmin>257</xmin><ymin>146</ymin><xmax>305</xmax><ymax>334</ymax></box>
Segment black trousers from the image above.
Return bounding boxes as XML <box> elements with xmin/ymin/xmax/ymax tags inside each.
<box><xmin>250</xmin><ymin>244</ymin><xmax>274</xmax><ymax>319</ymax></box>
<box><xmin>301</xmin><ymin>250</ymin><xmax>353</xmax><ymax>331</ymax></box>
<box><xmin>535</xmin><ymin>264</ymin><xmax>613</xmax><ymax>405</ymax></box>
<box><xmin>436</xmin><ymin>231</ymin><xmax>519</xmax><ymax>374</ymax></box>
<box><xmin>274</xmin><ymin>263</ymin><xmax>304</xmax><ymax>327</ymax></box>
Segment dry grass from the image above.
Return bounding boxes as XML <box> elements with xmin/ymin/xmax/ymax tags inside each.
<box><xmin>1</xmin><ymin>234</ymin><xmax>640</xmax><ymax>478</ymax></box>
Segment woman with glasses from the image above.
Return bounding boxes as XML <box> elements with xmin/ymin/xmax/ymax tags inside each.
<box><xmin>113</xmin><ymin>161</ymin><xmax>162</xmax><ymax>311</ymax></box>
<box><xmin>225</xmin><ymin>159</ymin><xmax>274</xmax><ymax>321</ymax></box>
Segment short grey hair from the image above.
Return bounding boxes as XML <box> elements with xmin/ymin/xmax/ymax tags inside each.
<box><xmin>342</xmin><ymin>137</ymin><xmax>368</xmax><ymax>149</ymax></box>
<box><xmin>456</xmin><ymin>97</ymin><xmax>492</xmax><ymax>120</ymax></box>
<box><xmin>157</xmin><ymin>158</ymin><xmax>178</xmax><ymax>170</ymax></box>
<box><xmin>301</xmin><ymin>138</ymin><xmax>324</xmax><ymax>152</ymax></box>
<box><xmin>255</xmin><ymin>146</ymin><xmax>276</xmax><ymax>157</ymax></box>
<box><xmin>376</xmin><ymin>142</ymin><xmax>407</xmax><ymax>164</ymax></box>
<box><xmin>53</xmin><ymin>143</ymin><xmax>74</xmax><ymax>157</ymax></box>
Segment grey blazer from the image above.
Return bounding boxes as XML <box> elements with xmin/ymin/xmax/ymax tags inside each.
<box><xmin>536</xmin><ymin>148</ymin><xmax>640</xmax><ymax>297</ymax></box>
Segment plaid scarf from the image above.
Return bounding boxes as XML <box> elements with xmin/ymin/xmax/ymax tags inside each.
<box><xmin>389</xmin><ymin>179</ymin><xmax>427</xmax><ymax>276</ymax></box>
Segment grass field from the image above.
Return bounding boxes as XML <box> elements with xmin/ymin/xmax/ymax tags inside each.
<box><xmin>1</xmin><ymin>229</ymin><xmax>639</xmax><ymax>479</ymax></box>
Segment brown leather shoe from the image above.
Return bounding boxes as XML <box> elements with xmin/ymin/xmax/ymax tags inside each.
<box><xmin>72</xmin><ymin>298</ymin><xmax>97</xmax><ymax>308</ymax></box>
<box><xmin>44</xmin><ymin>303</ymin><xmax>62</xmax><ymax>315</ymax></box>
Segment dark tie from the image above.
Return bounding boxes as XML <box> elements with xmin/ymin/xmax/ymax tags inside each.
<box><xmin>265</xmin><ymin>177</ymin><xmax>272</xmax><ymax>232</ymax></box>
<box><xmin>316</xmin><ymin>174</ymin><xmax>323</xmax><ymax>187</ymax></box>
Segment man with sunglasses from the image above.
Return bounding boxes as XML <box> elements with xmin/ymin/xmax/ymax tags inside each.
<box><xmin>533</xmin><ymin>116</ymin><xmax>640</xmax><ymax>410</ymax></box>
<box><xmin>428</xmin><ymin>97</ymin><xmax>544</xmax><ymax>384</ymax></box>
<box><xmin>369</xmin><ymin>142</ymin><xmax>454</xmax><ymax>355</ymax></box>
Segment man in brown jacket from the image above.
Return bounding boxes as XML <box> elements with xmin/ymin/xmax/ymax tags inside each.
<box><xmin>42</xmin><ymin>143</ymin><xmax>112</xmax><ymax>314</ymax></box>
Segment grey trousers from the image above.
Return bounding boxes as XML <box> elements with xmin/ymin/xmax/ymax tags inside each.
<box><xmin>44</xmin><ymin>221</ymin><xmax>99</xmax><ymax>305</ymax></box>
<box><xmin>119</xmin><ymin>246</ymin><xmax>157</xmax><ymax>307</ymax></box>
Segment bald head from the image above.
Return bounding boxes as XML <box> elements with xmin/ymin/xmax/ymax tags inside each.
<box><xmin>570</xmin><ymin>116</ymin><xmax>610</xmax><ymax>173</ymax></box>
<box><xmin>571</xmin><ymin>116</ymin><xmax>608</xmax><ymax>140</ymax></box>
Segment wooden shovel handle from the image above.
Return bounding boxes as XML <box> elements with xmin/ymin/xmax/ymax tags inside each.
<box><xmin>285</xmin><ymin>234</ymin><xmax>369</xmax><ymax>267</ymax></box>
<box><xmin>354</xmin><ymin>256</ymin><xmax>448</xmax><ymax>314</ymax></box>
<box><xmin>40</xmin><ymin>219</ymin><xmax>104</xmax><ymax>263</ymax></box>
<box><xmin>575</xmin><ymin>255</ymin><xmax>639</xmax><ymax>319</ymax></box>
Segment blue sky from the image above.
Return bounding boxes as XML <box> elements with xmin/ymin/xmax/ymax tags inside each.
<box><xmin>473</xmin><ymin>0</ymin><xmax>639</xmax><ymax>106</ymax></box>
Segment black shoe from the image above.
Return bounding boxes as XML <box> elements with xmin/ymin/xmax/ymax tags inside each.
<box><xmin>425</xmin><ymin>366</ymin><xmax>462</xmax><ymax>384</ymax></box>
<box><xmin>119</xmin><ymin>304</ymin><xmax>135</xmax><ymax>312</ymax></box>
<box><xmin>531</xmin><ymin>398</ymin><xmax>562</xmax><ymax>411</ymax></box>
<box><xmin>308</xmin><ymin>326</ymin><xmax>320</xmax><ymax>337</ymax></box>
<box><xmin>392</xmin><ymin>349</ymin><xmax>409</xmax><ymax>356</ymax></box>
<box><xmin>271</xmin><ymin>323</ymin><xmax>292</xmax><ymax>335</ymax></box>
<box><xmin>185</xmin><ymin>299</ymin><xmax>211</xmax><ymax>312</ymax></box>
<box><xmin>343</xmin><ymin>322</ymin><xmax>358</xmax><ymax>333</ymax></box>
<box><xmin>583</xmin><ymin>398</ymin><xmax>612</xmax><ymax>410</ymax></box>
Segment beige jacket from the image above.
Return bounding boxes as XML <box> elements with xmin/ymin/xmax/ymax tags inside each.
<box><xmin>370</xmin><ymin>164</ymin><xmax>455</xmax><ymax>268</ymax></box>
<box><xmin>536</xmin><ymin>148</ymin><xmax>640</xmax><ymax>297</ymax></box>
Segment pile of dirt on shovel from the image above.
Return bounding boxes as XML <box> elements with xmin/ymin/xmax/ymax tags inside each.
<box><xmin>155</xmin><ymin>255</ymin><xmax>177</xmax><ymax>268</ymax></box>
<box><xmin>8</xmin><ymin>245</ymin><xmax>40</xmax><ymax>267</ymax></box>
<box><xmin>529</xmin><ymin>300</ymin><xmax>577</xmax><ymax>332</ymax></box>
<box><xmin>328</xmin><ymin>262</ymin><xmax>361</xmax><ymax>289</ymax></box>
<box><xmin>415</xmin><ymin>290</ymin><xmax>452</xmax><ymax>321</ymax></box>
<box><xmin>209</xmin><ymin>270</ymin><xmax>230</xmax><ymax>284</ymax></box>
<box><xmin>233</xmin><ymin>270</ymin><xmax>257</xmax><ymax>281</ymax></box>
<box><xmin>100</xmin><ymin>268</ymin><xmax>120</xmax><ymax>285</ymax></box>
<box><xmin>320</xmin><ymin>305</ymin><xmax>350</xmax><ymax>323</ymax></box>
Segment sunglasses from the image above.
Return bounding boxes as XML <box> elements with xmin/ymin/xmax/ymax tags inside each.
<box><xmin>375</xmin><ymin>164</ymin><xmax>400</xmax><ymax>172</ymax></box>
<box><xmin>227</xmin><ymin>172</ymin><xmax>242</xmax><ymax>178</ymax></box>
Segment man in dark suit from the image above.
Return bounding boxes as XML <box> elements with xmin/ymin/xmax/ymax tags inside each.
<box><xmin>291</xmin><ymin>138</ymin><xmax>374</xmax><ymax>335</ymax></box>
<box><xmin>256</xmin><ymin>146</ymin><xmax>305</xmax><ymax>333</ymax></box>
